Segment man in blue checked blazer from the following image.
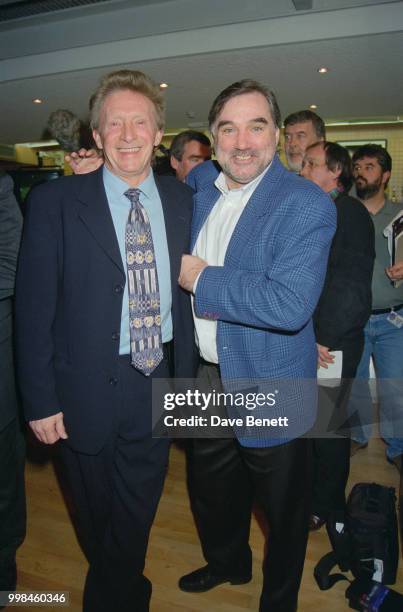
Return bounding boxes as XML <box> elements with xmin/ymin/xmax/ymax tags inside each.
<box><xmin>178</xmin><ymin>80</ymin><xmax>336</xmax><ymax>612</ymax></box>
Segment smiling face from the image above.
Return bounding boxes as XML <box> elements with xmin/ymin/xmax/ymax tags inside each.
<box><xmin>92</xmin><ymin>89</ymin><xmax>163</xmax><ymax>186</ymax></box>
<box><xmin>211</xmin><ymin>91</ymin><xmax>279</xmax><ymax>190</ymax></box>
<box><xmin>284</xmin><ymin>120</ymin><xmax>321</xmax><ymax>172</ymax></box>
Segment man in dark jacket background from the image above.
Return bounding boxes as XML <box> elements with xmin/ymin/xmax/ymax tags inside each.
<box><xmin>301</xmin><ymin>141</ymin><xmax>375</xmax><ymax>529</ymax></box>
<box><xmin>0</xmin><ymin>171</ymin><xmax>25</xmax><ymax>597</ymax></box>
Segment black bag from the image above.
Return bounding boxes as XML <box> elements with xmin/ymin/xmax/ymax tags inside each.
<box><xmin>314</xmin><ymin>483</ymin><xmax>399</xmax><ymax>591</ymax></box>
<box><xmin>347</xmin><ymin>483</ymin><xmax>399</xmax><ymax>584</ymax></box>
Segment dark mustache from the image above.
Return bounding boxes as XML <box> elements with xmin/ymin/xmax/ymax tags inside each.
<box><xmin>230</xmin><ymin>149</ymin><xmax>257</xmax><ymax>156</ymax></box>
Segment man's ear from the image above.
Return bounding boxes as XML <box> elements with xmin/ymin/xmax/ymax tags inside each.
<box><xmin>154</xmin><ymin>129</ymin><xmax>163</xmax><ymax>148</ymax></box>
<box><xmin>170</xmin><ymin>155</ymin><xmax>179</xmax><ymax>172</ymax></box>
<box><xmin>382</xmin><ymin>170</ymin><xmax>391</xmax><ymax>186</ymax></box>
<box><xmin>92</xmin><ymin>129</ymin><xmax>103</xmax><ymax>150</ymax></box>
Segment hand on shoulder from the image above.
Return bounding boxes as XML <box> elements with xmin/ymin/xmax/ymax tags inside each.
<box><xmin>65</xmin><ymin>148</ymin><xmax>103</xmax><ymax>174</ymax></box>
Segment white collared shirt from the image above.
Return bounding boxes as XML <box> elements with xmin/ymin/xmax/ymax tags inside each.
<box><xmin>193</xmin><ymin>165</ymin><xmax>270</xmax><ymax>363</ymax></box>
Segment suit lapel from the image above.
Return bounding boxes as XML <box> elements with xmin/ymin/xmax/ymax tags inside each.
<box><xmin>76</xmin><ymin>167</ymin><xmax>124</xmax><ymax>274</ymax></box>
<box><xmin>154</xmin><ymin>176</ymin><xmax>185</xmax><ymax>289</ymax></box>
<box><xmin>191</xmin><ymin>182</ymin><xmax>221</xmax><ymax>252</ymax></box>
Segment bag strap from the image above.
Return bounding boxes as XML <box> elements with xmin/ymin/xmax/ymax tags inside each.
<box><xmin>314</xmin><ymin>551</ymin><xmax>351</xmax><ymax>591</ymax></box>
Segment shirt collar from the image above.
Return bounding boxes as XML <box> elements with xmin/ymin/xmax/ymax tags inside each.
<box><xmin>214</xmin><ymin>161</ymin><xmax>271</xmax><ymax>197</ymax></box>
<box><xmin>102</xmin><ymin>165</ymin><xmax>156</xmax><ymax>201</ymax></box>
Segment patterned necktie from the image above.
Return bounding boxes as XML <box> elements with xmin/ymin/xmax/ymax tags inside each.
<box><xmin>124</xmin><ymin>188</ymin><xmax>163</xmax><ymax>376</ymax></box>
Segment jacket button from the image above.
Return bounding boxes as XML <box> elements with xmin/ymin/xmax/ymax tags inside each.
<box><xmin>114</xmin><ymin>284</ymin><xmax>123</xmax><ymax>294</ymax></box>
<box><xmin>112</xmin><ymin>332</ymin><xmax>120</xmax><ymax>341</ymax></box>
<box><xmin>109</xmin><ymin>377</ymin><xmax>118</xmax><ymax>386</ymax></box>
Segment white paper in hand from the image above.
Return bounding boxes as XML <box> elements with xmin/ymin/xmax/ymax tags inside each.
<box><xmin>317</xmin><ymin>350</ymin><xmax>343</xmax><ymax>387</ymax></box>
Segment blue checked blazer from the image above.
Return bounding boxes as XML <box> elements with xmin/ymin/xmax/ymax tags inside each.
<box><xmin>191</xmin><ymin>156</ymin><xmax>337</xmax><ymax>446</ymax></box>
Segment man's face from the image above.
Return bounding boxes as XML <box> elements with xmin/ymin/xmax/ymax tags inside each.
<box><xmin>170</xmin><ymin>140</ymin><xmax>211</xmax><ymax>182</ymax></box>
<box><xmin>93</xmin><ymin>89</ymin><xmax>163</xmax><ymax>186</ymax></box>
<box><xmin>211</xmin><ymin>91</ymin><xmax>279</xmax><ymax>190</ymax></box>
<box><xmin>353</xmin><ymin>156</ymin><xmax>390</xmax><ymax>200</ymax></box>
<box><xmin>300</xmin><ymin>144</ymin><xmax>339</xmax><ymax>193</ymax></box>
<box><xmin>284</xmin><ymin>121</ymin><xmax>321</xmax><ymax>172</ymax></box>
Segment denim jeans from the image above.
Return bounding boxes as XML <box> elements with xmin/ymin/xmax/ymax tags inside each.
<box><xmin>348</xmin><ymin>308</ymin><xmax>403</xmax><ymax>459</ymax></box>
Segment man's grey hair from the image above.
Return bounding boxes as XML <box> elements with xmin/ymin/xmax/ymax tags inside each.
<box><xmin>47</xmin><ymin>109</ymin><xmax>81</xmax><ymax>152</ymax></box>
<box><xmin>283</xmin><ymin>110</ymin><xmax>326</xmax><ymax>140</ymax></box>
<box><xmin>90</xmin><ymin>69</ymin><xmax>165</xmax><ymax>132</ymax></box>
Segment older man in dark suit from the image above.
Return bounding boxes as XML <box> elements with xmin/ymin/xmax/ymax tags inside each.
<box><xmin>0</xmin><ymin>171</ymin><xmax>25</xmax><ymax>597</ymax></box>
<box><xmin>15</xmin><ymin>70</ymin><xmax>197</xmax><ymax>612</ymax></box>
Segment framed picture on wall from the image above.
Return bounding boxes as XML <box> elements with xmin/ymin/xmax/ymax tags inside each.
<box><xmin>336</xmin><ymin>139</ymin><xmax>387</xmax><ymax>157</ymax></box>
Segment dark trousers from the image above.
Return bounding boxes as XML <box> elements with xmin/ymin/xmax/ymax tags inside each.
<box><xmin>0</xmin><ymin>301</ymin><xmax>26</xmax><ymax>586</ymax></box>
<box><xmin>312</xmin><ymin>337</ymin><xmax>364</xmax><ymax>521</ymax></box>
<box><xmin>58</xmin><ymin>356</ymin><xmax>170</xmax><ymax>612</ymax></box>
<box><xmin>189</xmin><ymin>363</ymin><xmax>312</xmax><ymax>612</ymax></box>
<box><xmin>0</xmin><ymin>418</ymin><xmax>26</xmax><ymax>587</ymax></box>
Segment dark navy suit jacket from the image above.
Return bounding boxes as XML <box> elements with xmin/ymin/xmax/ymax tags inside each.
<box><xmin>15</xmin><ymin>168</ymin><xmax>197</xmax><ymax>453</ymax></box>
<box><xmin>0</xmin><ymin>173</ymin><xmax>22</xmax><ymax>431</ymax></box>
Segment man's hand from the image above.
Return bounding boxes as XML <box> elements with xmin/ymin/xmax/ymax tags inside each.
<box><xmin>29</xmin><ymin>412</ymin><xmax>68</xmax><ymax>444</ymax></box>
<box><xmin>386</xmin><ymin>262</ymin><xmax>403</xmax><ymax>282</ymax></box>
<box><xmin>317</xmin><ymin>343</ymin><xmax>335</xmax><ymax>369</ymax></box>
<box><xmin>178</xmin><ymin>255</ymin><xmax>208</xmax><ymax>293</ymax></box>
<box><xmin>65</xmin><ymin>148</ymin><xmax>103</xmax><ymax>175</ymax></box>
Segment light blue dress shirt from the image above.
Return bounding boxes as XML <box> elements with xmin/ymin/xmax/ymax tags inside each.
<box><xmin>102</xmin><ymin>166</ymin><xmax>173</xmax><ymax>354</ymax></box>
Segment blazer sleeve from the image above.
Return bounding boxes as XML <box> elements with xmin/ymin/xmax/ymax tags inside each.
<box><xmin>194</xmin><ymin>190</ymin><xmax>336</xmax><ymax>332</ymax></box>
<box><xmin>15</xmin><ymin>184</ymin><xmax>62</xmax><ymax>420</ymax></box>
<box><xmin>314</xmin><ymin>197</ymin><xmax>375</xmax><ymax>348</ymax></box>
<box><xmin>0</xmin><ymin>173</ymin><xmax>22</xmax><ymax>301</ymax></box>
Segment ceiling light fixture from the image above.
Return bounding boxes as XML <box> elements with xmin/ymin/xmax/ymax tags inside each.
<box><xmin>326</xmin><ymin>119</ymin><xmax>403</xmax><ymax>127</ymax></box>
<box><xmin>159</xmin><ymin>83</ymin><xmax>168</xmax><ymax>89</ymax></box>
<box><xmin>317</xmin><ymin>67</ymin><xmax>329</xmax><ymax>74</ymax></box>
<box><xmin>310</xmin><ymin>104</ymin><xmax>318</xmax><ymax>109</ymax></box>
<box><xmin>32</xmin><ymin>98</ymin><xmax>43</xmax><ymax>104</ymax></box>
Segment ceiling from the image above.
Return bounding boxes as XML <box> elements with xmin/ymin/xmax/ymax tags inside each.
<box><xmin>0</xmin><ymin>0</ymin><xmax>402</xmax><ymax>144</ymax></box>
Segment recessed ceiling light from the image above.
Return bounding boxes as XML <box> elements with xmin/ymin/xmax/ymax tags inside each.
<box><xmin>317</xmin><ymin>67</ymin><xmax>329</xmax><ymax>74</ymax></box>
<box><xmin>159</xmin><ymin>83</ymin><xmax>168</xmax><ymax>89</ymax></box>
<box><xmin>32</xmin><ymin>98</ymin><xmax>43</xmax><ymax>104</ymax></box>
<box><xmin>310</xmin><ymin>104</ymin><xmax>318</xmax><ymax>109</ymax></box>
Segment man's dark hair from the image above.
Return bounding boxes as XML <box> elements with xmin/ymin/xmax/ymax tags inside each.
<box><xmin>284</xmin><ymin>110</ymin><xmax>326</xmax><ymax>140</ymax></box>
<box><xmin>208</xmin><ymin>79</ymin><xmax>281</xmax><ymax>131</ymax></box>
<box><xmin>170</xmin><ymin>130</ymin><xmax>211</xmax><ymax>161</ymax></box>
<box><xmin>352</xmin><ymin>144</ymin><xmax>392</xmax><ymax>174</ymax></box>
<box><xmin>322</xmin><ymin>141</ymin><xmax>353</xmax><ymax>192</ymax></box>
